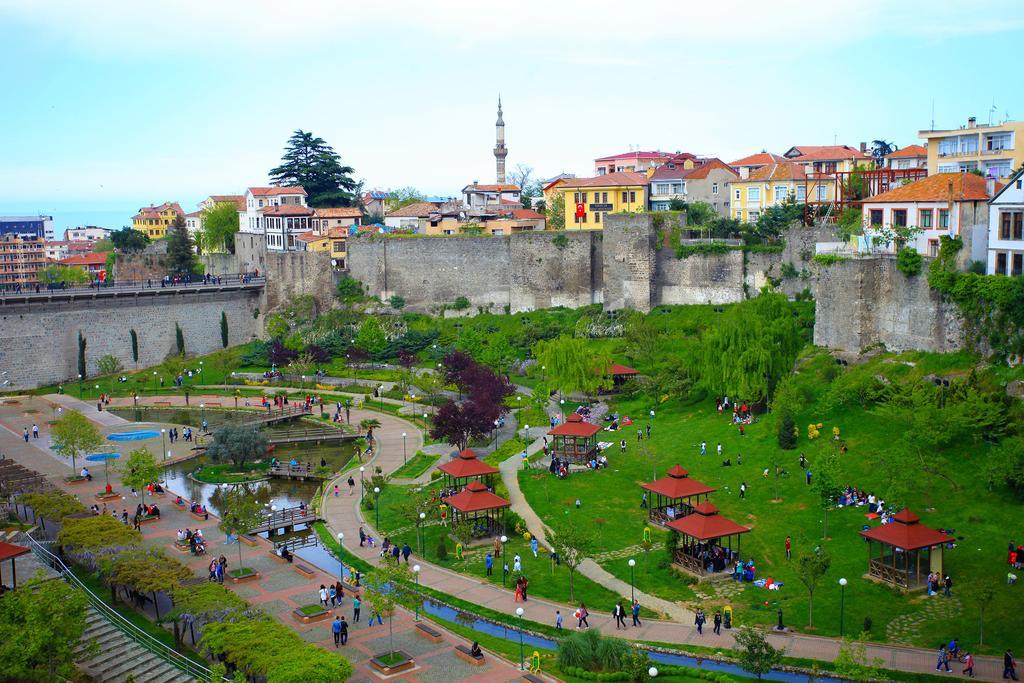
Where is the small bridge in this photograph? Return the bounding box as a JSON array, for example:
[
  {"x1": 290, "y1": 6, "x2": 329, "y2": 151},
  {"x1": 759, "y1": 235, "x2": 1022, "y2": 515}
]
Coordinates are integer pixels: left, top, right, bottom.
[
  {"x1": 239, "y1": 403, "x2": 312, "y2": 426},
  {"x1": 267, "y1": 463, "x2": 329, "y2": 481},
  {"x1": 267, "y1": 425, "x2": 355, "y2": 445},
  {"x1": 248, "y1": 505, "x2": 319, "y2": 535}
]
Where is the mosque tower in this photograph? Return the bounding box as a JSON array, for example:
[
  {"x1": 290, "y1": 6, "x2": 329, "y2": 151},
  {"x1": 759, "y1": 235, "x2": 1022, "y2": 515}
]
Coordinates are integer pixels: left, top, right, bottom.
[{"x1": 494, "y1": 97, "x2": 507, "y2": 183}]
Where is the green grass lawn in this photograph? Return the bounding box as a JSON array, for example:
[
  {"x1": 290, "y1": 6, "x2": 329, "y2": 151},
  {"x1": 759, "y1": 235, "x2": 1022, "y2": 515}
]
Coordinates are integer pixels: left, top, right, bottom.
[
  {"x1": 518, "y1": 349, "x2": 1024, "y2": 655},
  {"x1": 191, "y1": 461, "x2": 270, "y2": 484},
  {"x1": 297, "y1": 604, "x2": 326, "y2": 615},
  {"x1": 391, "y1": 452, "x2": 440, "y2": 480}
]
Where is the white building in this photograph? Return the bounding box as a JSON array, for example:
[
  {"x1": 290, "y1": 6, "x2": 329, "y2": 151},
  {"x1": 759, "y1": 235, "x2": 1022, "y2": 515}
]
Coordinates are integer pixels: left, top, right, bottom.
[
  {"x1": 239, "y1": 186, "x2": 309, "y2": 236},
  {"x1": 861, "y1": 172, "x2": 998, "y2": 262},
  {"x1": 63, "y1": 226, "x2": 111, "y2": 242},
  {"x1": 383, "y1": 201, "x2": 441, "y2": 231},
  {"x1": 987, "y1": 168, "x2": 1024, "y2": 276},
  {"x1": 461, "y1": 182, "x2": 520, "y2": 210},
  {"x1": 883, "y1": 145, "x2": 928, "y2": 170}
]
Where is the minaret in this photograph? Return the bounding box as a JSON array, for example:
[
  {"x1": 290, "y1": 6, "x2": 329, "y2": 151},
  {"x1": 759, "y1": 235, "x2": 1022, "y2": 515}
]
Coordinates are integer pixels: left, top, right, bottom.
[{"x1": 494, "y1": 96, "x2": 507, "y2": 184}]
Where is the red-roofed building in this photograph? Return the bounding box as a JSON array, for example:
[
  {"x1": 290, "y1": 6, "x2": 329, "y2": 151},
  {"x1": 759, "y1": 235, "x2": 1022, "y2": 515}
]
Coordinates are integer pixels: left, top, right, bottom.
[
  {"x1": 462, "y1": 182, "x2": 522, "y2": 210},
  {"x1": 312, "y1": 207, "x2": 363, "y2": 235},
  {"x1": 884, "y1": 145, "x2": 928, "y2": 170},
  {"x1": 859, "y1": 508, "x2": 953, "y2": 590},
  {"x1": 437, "y1": 449, "x2": 500, "y2": 489},
  {"x1": 729, "y1": 152, "x2": 786, "y2": 179},
  {"x1": 132, "y1": 202, "x2": 184, "y2": 239},
  {"x1": 441, "y1": 481, "x2": 510, "y2": 537},
  {"x1": 666, "y1": 501, "x2": 750, "y2": 576},
  {"x1": 641, "y1": 465, "x2": 716, "y2": 525},
  {"x1": 594, "y1": 151, "x2": 673, "y2": 176},
  {"x1": 783, "y1": 145, "x2": 874, "y2": 174},
  {"x1": 240, "y1": 186, "x2": 309, "y2": 251},
  {"x1": 649, "y1": 157, "x2": 739, "y2": 217},
  {"x1": 861, "y1": 173, "x2": 1000, "y2": 260},
  {"x1": 0, "y1": 539, "x2": 31, "y2": 588},
  {"x1": 547, "y1": 414, "x2": 601, "y2": 464},
  {"x1": 60, "y1": 251, "x2": 109, "y2": 276}
]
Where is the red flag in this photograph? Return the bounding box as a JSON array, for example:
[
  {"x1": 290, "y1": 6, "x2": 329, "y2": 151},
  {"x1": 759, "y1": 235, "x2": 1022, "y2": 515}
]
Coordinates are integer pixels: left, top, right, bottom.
[{"x1": 575, "y1": 202, "x2": 585, "y2": 218}]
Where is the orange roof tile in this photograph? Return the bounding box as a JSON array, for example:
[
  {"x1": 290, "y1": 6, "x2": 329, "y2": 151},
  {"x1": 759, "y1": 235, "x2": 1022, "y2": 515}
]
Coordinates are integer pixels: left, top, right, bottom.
[
  {"x1": 745, "y1": 161, "x2": 807, "y2": 182},
  {"x1": 60, "y1": 252, "x2": 109, "y2": 266},
  {"x1": 509, "y1": 208, "x2": 545, "y2": 220},
  {"x1": 729, "y1": 152, "x2": 784, "y2": 167},
  {"x1": 558, "y1": 172, "x2": 649, "y2": 188},
  {"x1": 595, "y1": 151, "x2": 671, "y2": 162},
  {"x1": 386, "y1": 201, "x2": 438, "y2": 218},
  {"x1": 327, "y1": 227, "x2": 351, "y2": 238},
  {"x1": 249, "y1": 186, "x2": 307, "y2": 197},
  {"x1": 865, "y1": 173, "x2": 1000, "y2": 203},
  {"x1": 859, "y1": 507, "x2": 953, "y2": 551},
  {"x1": 666, "y1": 502, "x2": 750, "y2": 541},
  {"x1": 785, "y1": 145, "x2": 873, "y2": 162},
  {"x1": 314, "y1": 207, "x2": 362, "y2": 219},
  {"x1": 208, "y1": 195, "x2": 246, "y2": 211},
  {"x1": 885, "y1": 144, "x2": 928, "y2": 158},
  {"x1": 651, "y1": 158, "x2": 739, "y2": 181},
  {"x1": 466, "y1": 183, "x2": 521, "y2": 192},
  {"x1": 295, "y1": 231, "x2": 325, "y2": 243}
]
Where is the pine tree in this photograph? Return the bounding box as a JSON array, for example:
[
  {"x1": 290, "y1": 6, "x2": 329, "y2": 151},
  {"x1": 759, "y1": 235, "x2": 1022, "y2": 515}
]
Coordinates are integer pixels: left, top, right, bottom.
[
  {"x1": 220, "y1": 312, "x2": 229, "y2": 348},
  {"x1": 130, "y1": 329, "x2": 139, "y2": 365},
  {"x1": 165, "y1": 216, "x2": 196, "y2": 278},
  {"x1": 777, "y1": 412, "x2": 797, "y2": 449},
  {"x1": 175, "y1": 323, "x2": 185, "y2": 356},
  {"x1": 268, "y1": 130, "x2": 358, "y2": 207},
  {"x1": 77, "y1": 332, "x2": 87, "y2": 379}
]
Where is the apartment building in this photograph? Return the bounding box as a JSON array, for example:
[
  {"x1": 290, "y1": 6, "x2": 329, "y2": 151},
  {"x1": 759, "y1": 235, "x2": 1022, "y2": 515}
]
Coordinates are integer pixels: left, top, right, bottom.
[
  {"x1": 987, "y1": 168, "x2": 1024, "y2": 276},
  {"x1": 0, "y1": 234, "x2": 46, "y2": 289},
  {"x1": 920, "y1": 116, "x2": 1024, "y2": 180}
]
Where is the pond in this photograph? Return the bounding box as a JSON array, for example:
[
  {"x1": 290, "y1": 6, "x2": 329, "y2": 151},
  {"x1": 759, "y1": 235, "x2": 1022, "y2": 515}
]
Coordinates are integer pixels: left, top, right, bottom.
[{"x1": 109, "y1": 407, "x2": 358, "y2": 518}]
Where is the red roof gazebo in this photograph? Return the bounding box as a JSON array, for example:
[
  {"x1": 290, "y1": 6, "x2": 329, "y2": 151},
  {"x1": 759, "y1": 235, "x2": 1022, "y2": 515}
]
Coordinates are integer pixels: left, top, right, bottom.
[
  {"x1": 606, "y1": 363, "x2": 638, "y2": 389},
  {"x1": 437, "y1": 449, "x2": 499, "y2": 489},
  {"x1": 641, "y1": 465, "x2": 716, "y2": 525},
  {"x1": 859, "y1": 508, "x2": 953, "y2": 590},
  {"x1": 0, "y1": 540, "x2": 31, "y2": 589},
  {"x1": 667, "y1": 502, "x2": 750, "y2": 576},
  {"x1": 547, "y1": 414, "x2": 601, "y2": 464},
  {"x1": 442, "y1": 481, "x2": 511, "y2": 538}
]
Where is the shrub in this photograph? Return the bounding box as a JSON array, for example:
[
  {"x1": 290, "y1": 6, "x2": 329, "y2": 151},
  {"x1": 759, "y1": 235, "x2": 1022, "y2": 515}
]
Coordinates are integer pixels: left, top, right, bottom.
[
  {"x1": 863, "y1": 616, "x2": 872, "y2": 632},
  {"x1": 777, "y1": 412, "x2": 797, "y2": 449},
  {"x1": 389, "y1": 295, "x2": 406, "y2": 309},
  {"x1": 896, "y1": 247, "x2": 923, "y2": 276},
  {"x1": 436, "y1": 539, "x2": 448, "y2": 560},
  {"x1": 812, "y1": 254, "x2": 849, "y2": 266},
  {"x1": 452, "y1": 296, "x2": 470, "y2": 310},
  {"x1": 552, "y1": 234, "x2": 569, "y2": 249},
  {"x1": 780, "y1": 262, "x2": 799, "y2": 278}
]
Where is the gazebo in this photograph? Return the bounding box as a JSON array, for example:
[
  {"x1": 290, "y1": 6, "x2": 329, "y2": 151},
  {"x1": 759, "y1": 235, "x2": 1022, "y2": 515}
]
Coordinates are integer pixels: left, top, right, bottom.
[
  {"x1": 437, "y1": 449, "x2": 499, "y2": 490},
  {"x1": 0, "y1": 540, "x2": 31, "y2": 589},
  {"x1": 641, "y1": 465, "x2": 716, "y2": 525},
  {"x1": 607, "y1": 363, "x2": 638, "y2": 389},
  {"x1": 667, "y1": 502, "x2": 750, "y2": 576},
  {"x1": 547, "y1": 414, "x2": 601, "y2": 464},
  {"x1": 859, "y1": 508, "x2": 953, "y2": 590},
  {"x1": 442, "y1": 481, "x2": 511, "y2": 539}
]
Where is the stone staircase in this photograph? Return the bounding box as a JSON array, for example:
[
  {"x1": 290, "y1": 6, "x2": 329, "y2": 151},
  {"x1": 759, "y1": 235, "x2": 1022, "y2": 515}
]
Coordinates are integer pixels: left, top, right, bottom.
[{"x1": 75, "y1": 607, "x2": 196, "y2": 683}]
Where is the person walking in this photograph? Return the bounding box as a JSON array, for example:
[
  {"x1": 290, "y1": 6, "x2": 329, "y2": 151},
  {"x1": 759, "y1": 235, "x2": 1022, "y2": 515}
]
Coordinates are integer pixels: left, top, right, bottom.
[
  {"x1": 359, "y1": 527, "x2": 366, "y2": 546},
  {"x1": 716, "y1": 442, "x2": 722, "y2": 457},
  {"x1": 333, "y1": 484, "x2": 339, "y2": 497},
  {"x1": 700, "y1": 441, "x2": 706, "y2": 456},
  {"x1": 614, "y1": 602, "x2": 626, "y2": 629},
  {"x1": 347, "y1": 476, "x2": 355, "y2": 495},
  {"x1": 329, "y1": 583, "x2": 337, "y2": 607},
  {"x1": 332, "y1": 616, "x2": 343, "y2": 647},
  {"x1": 531, "y1": 537, "x2": 538, "y2": 558},
  {"x1": 402, "y1": 543, "x2": 412, "y2": 563},
  {"x1": 936, "y1": 645, "x2": 951, "y2": 673},
  {"x1": 555, "y1": 610, "x2": 563, "y2": 630},
  {"x1": 806, "y1": 469, "x2": 813, "y2": 486},
  {"x1": 739, "y1": 482, "x2": 747, "y2": 499},
  {"x1": 23, "y1": 428, "x2": 29, "y2": 443},
  {"x1": 640, "y1": 492, "x2": 648, "y2": 509},
  {"x1": 32, "y1": 424, "x2": 39, "y2": 439},
  {"x1": 352, "y1": 596, "x2": 361, "y2": 623},
  {"x1": 216, "y1": 556, "x2": 226, "y2": 584},
  {"x1": 631, "y1": 600, "x2": 642, "y2": 627},
  {"x1": 513, "y1": 554, "x2": 522, "y2": 573},
  {"x1": 785, "y1": 536, "x2": 792, "y2": 560},
  {"x1": 713, "y1": 611, "x2": 722, "y2": 635},
  {"x1": 338, "y1": 615, "x2": 348, "y2": 645},
  {"x1": 962, "y1": 651, "x2": 974, "y2": 678},
  {"x1": 695, "y1": 609, "x2": 706, "y2": 635},
  {"x1": 576, "y1": 603, "x2": 590, "y2": 629},
  {"x1": 319, "y1": 584, "x2": 329, "y2": 608},
  {"x1": 335, "y1": 581, "x2": 344, "y2": 607},
  {"x1": 944, "y1": 574, "x2": 953, "y2": 597},
  {"x1": 1005, "y1": 649, "x2": 1019, "y2": 680}
]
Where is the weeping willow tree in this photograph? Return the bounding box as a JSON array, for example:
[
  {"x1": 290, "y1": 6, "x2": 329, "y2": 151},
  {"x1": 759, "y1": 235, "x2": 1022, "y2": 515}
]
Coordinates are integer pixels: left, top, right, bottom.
[
  {"x1": 691, "y1": 294, "x2": 805, "y2": 403},
  {"x1": 534, "y1": 335, "x2": 613, "y2": 400}
]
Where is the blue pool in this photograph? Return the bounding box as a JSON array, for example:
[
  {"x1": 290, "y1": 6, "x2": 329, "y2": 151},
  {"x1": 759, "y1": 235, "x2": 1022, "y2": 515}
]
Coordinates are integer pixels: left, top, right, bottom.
[{"x1": 107, "y1": 430, "x2": 161, "y2": 441}]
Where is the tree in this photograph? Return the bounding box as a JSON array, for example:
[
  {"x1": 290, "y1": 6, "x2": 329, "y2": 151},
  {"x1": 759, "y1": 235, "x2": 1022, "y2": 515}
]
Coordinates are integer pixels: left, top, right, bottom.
[
  {"x1": 174, "y1": 322, "x2": 185, "y2": 355},
  {"x1": 354, "y1": 317, "x2": 388, "y2": 358},
  {"x1": 269, "y1": 129, "x2": 359, "y2": 207},
  {"x1": 534, "y1": 335, "x2": 613, "y2": 399},
  {"x1": 870, "y1": 139, "x2": 897, "y2": 163},
  {"x1": 39, "y1": 264, "x2": 91, "y2": 285},
  {"x1": 732, "y1": 627, "x2": 782, "y2": 680},
  {"x1": 205, "y1": 424, "x2": 267, "y2": 468},
  {"x1": 110, "y1": 226, "x2": 150, "y2": 252},
  {"x1": 360, "y1": 417, "x2": 382, "y2": 444},
  {"x1": 166, "y1": 217, "x2": 198, "y2": 278},
  {"x1": 335, "y1": 274, "x2": 365, "y2": 303},
  {"x1": 548, "y1": 521, "x2": 595, "y2": 602},
  {"x1": 19, "y1": 490, "x2": 86, "y2": 531},
  {"x1": 683, "y1": 201, "x2": 717, "y2": 227},
  {"x1": 119, "y1": 448, "x2": 161, "y2": 507},
  {"x1": 220, "y1": 311, "x2": 229, "y2": 348},
  {"x1": 834, "y1": 633, "x2": 884, "y2": 682},
  {"x1": 58, "y1": 515, "x2": 141, "y2": 562},
  {"x1": 77, "y1": 331, "x2": 87, "y2": 379},
  {"x1": 199, "y1": 201, "x2": 240, "y2": 254},
  {"x1": 168, "y1": 583, "x2": 248, "y2": 646},
  {"x1": 130, "y1": 328, "x2": 139, "y2": 365},
  {"x1": 51, "y1": 409, "x2": 103, "y2": 472},
  {"x1": 815, "y1": 449, "x2": 844, "y2": 537},
  {"x1": 219, "y1": 487, "x2": 265, "y2": 574},
  {"x1": 974, "y1": 581, "x2": 996, "y2": 645},
  {"x1": 430, "y1": 399, "x2": 495, "y2": 451},
  {"x1": 97, "y1": 354, "x2": 123, "y2": 377},
  {"x1": 362, "y1": 561, "x2": 416, "y2": 659},
  {"x1": 795, "y1": 549, "x2": 831, "y2": 628},
  {"x1": 547, "y1": 192, "x2": 565, "y2": 230},
  {"x1": 0, "y1": 573, "x2": 92, "y2": 680},
  {"x1": 102, "y1": 547, "x2": 191, "y2": 619},
  {"x1": 777, "y1": 412, "x2": 797, "y2": 450},
  {"x1": 385, "y1": 187, "x2": 426, "y2": 212}
]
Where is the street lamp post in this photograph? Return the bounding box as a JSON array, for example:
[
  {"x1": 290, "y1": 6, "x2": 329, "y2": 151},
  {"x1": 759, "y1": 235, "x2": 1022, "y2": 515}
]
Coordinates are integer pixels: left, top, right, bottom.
[
  {"x1": 838, "y1": 577, "x2": 847, "y2": 636},
  {"x1": 78, "y1": 373, "x2": 83, "y2": 398},
  {"x1": 500, "y1": 535, "x2": 509, "y2": 587},
  {"x1": 337, "y1": 532, "x2": 345, "y2": 584},
  {"x1": 493, "y1": 419, "x2": 500, "y2": 449},
  {"x1": 559, "y1": 398, "x2": 565, "y2": 422},
  {"x1": 373, "y1": 486, "x2": 381, "y2": 529},
  {"x1": 151, "y1": 371, "x2": 157, "y2": 393},
  {"x1": 200, "y1": 403, "x2": 205, "y2": 429},
  {"x1": 359, "y1": 466, "x2": 366, "y2": 499},
  {"x1": 269, "y1": 504, "x2": 277, "y2": 537},
  {"x1": 94, "y1": 384, "x2": 99, "y2": 400},
  {"x1": 413, "y1": 564, "x2": 421, "y2": 621},
  {"x1": 161, "y1": 429, "x2": 167, "y2": 461},
  {"x1": 418, "y1": 512, "x2": 426, "y2": 555},
  {"x1": 648, "y1": 667, "x2": 658, "y2": 680},
  {"x1": 516, "y1": 607, "x2": 525, "y2": 670},
  {"x1": 401, "y1": 432, "x2": 407, "y2": 465},
  {"x1": 628, "y1": 558, "x2": 636, "y2": 603}
]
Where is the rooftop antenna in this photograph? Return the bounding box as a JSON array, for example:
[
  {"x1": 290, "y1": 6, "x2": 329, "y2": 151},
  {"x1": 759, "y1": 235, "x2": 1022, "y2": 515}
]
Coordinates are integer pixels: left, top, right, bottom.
[
  {"x1": 988, "y1": 98, "x2": 997, "y2": 126},
  {"x1": 931, "y1": 99, "x2": 935, "y2": 130}
]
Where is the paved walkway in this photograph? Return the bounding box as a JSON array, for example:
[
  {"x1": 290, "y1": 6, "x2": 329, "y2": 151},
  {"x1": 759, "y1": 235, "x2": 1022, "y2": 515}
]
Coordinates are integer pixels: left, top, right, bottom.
[
  {"x1": 5, "y1": 393, "x2": 1009, "y2": 681},
  {"x1": 0, "y1": 396, "x2": 525, "y2": 683}
]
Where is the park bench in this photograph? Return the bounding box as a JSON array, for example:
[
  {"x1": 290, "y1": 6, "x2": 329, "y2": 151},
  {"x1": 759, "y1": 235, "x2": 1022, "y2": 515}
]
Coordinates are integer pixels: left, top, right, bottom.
[
  {"x1": 293, "y1": 563, "x2": 316, "y2": 578},
  {"x1": 454, "y1": 644, "x2": 485, "y2": 666},
  {"x1": 522, "y1": 675, "x2": 546, "y2": 683},
  {"x1": 239, "y1": 533, "x2": 258, "y2": 547},
  {"x1": 269, "y1": 549, "x2": 291, "y2": 563},
  {"x1": 414, "y1": 622, "x2": 443, "y2": 643}
]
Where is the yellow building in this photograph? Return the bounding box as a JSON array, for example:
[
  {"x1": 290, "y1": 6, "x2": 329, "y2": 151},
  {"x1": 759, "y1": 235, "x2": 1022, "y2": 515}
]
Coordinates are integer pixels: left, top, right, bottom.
[
  {"x1": 132, "y1": 202, "x2": 184, "y2": 239},
  {"x1": 730, "y1": 160, "x2": 834, "y2": 223},
  {"x1": 919, "y1": 116, "x2": 1024, "y2": 181},
  {"x1": 555, "y1": 172, "x2": 648, "y2": 230},
  {"x1": 295, "y1": 231, "x2": 329, "y2": 252}
]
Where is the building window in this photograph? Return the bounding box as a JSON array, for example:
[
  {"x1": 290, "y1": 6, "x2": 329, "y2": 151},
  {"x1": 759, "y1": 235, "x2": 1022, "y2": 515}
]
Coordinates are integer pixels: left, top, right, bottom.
[
  {"x1": 1016, "y1": 212, "x2": 1024, "y2": 240},
  {"x1": 869, "y1": 209, "x2": 883, "y2": 225},
  {"x1": 594, "y1": 212, "x2": 601, "y2": 224},
  {"x1": 927, "y1": 239, "x2": 939, "y2": 257},
  {"x1": 713, "y1": 182, "x2": 719, "y2": 195},
  {"x1": 629, "y1": 191, "x2": 636, "y2": 203},
  {"x1": 747, "y1": 187, "x2": 761, "y2": 202},
  {"x1": 893, "y1": 209, "x2": 907, "y2": 227},
  {"x1": 1015, "y1": 253, "x2": 1024, "y2": 277},
  {"x1": 774, "y1": 185, "x2": 788, "y2": 202},
  {"x1": 1000, "y1": 211, "x2": 1012, "y2": 239},
  {"x1": 795, "y1": 185, "x2": 806, "y2": 201},
  {"x1": 938, "y1": 209, "x2": 950, "y2": 229},
  {"x1": 748, "y1": 211, "x2": 760, "y2": 222},
  {"x1": 919, "y1": 209, "x2": 933, "y2": 228},
  {"x1": 734, "y1": 189, "x2": 741, "y2": 201},
  {"x1": 816, "y1": 184, "x2": 828, "y2": 201},
  {"x1": 996, "y1": 252, "x2": 1008, "y2": 275},
  {"x1": 601, "y1": 192, "x2": 608, "y2": 203},
  {"x1": 985, "y1": 132, "x2": 1012, "y2": 151}
]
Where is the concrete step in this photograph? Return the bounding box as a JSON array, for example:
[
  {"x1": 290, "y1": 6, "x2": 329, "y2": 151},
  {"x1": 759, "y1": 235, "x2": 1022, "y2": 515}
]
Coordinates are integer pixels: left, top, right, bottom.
[
  {"x1": 75, "y1": 606, "x2": 197, "y2": 682},
  {"x1": 145, "y1": 662, "x2": 196, "y2": 683},
  {"x1": 98, "y1": 650, "x2": 163, "y2": 680}
]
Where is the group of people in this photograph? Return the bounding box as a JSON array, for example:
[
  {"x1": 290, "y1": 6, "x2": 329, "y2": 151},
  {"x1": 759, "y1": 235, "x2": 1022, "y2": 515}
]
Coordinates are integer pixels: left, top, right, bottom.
[
  {"x1": 175, "y1": 528, "x2": 207, "y2": 555},
  {"x1": 693, "y1": 608, "x2": 725, "y2": 635},
  {"x1": 378, "y1": 537, "x2": 413, "y2": 564},
  {"x1": 207, "y1": 556, "x2": 228, "y2": 583},
  {"x1": 610, "y1": 599, "x2": 643, "y2": 629},
  {"x1": 167, "y1": 427, "x2": 193, "y2": 443},
  {"x1": 189, "y1": 501, "x2": 210, "y2": 519}
]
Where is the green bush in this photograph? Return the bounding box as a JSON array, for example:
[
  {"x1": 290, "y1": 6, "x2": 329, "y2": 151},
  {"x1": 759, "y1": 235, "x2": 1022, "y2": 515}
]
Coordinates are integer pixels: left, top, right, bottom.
[
  {"x1": 812, "y1": 254, "x2": 849, "y2": 266},
  {"x1": 452, "y1": 296, "x2": 470, "y2": 310},
  {"x1": 896, "y1": 247, "x2": 923, "y2": 276},
  {"x1": 676, "y1": 241, "x2": 732, "y2": 259},
  {"x1": 552, "y1": 234, "x2": 569, "y2": 249},
  {"x1": 436, "y1": 539, "x2": 448, "y2": 560},
  {"x1": 780, "y1": 262, "x2": 799, "y2": 278}
]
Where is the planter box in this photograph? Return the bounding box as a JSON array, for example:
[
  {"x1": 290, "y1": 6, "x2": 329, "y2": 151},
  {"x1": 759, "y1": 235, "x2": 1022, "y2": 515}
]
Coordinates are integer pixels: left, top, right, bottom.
[
  {"x1": 94, "y1": 491, "x2": 121, "y2": 502},
  {"x1": 229, "y1": 569, "x2": 260, "y2": 584},
  {"x1": 172, "y1": 500, "x2": 188, "y2": 509},
  {"x1": 369, "y1": 651, "x2": 415, "y2": 677},
  {"x1": 293, "y1": 563, "x2": 316, "y2": 578},
  {"x1": 292, "y1": 606, "x2": 332, "y2": 624},
  {"x1": 138, "y1": 515, "x2": 160, "y2": 525},
  {"x1": 190, "y1": 511, "x2": 208, "y2": 521},
  {"x1": 240, "y1": 533, "x2": 259, "y2": 547},
  {"x1": 151, "y1": 491, "x2": 166, "y2": 498},
  {"x1": 173, "y1": 541, "x2": 191, "y2": 554},
  {"x1": 269, "y1": 550, "x2": 290, "y2": 563},
  {"x1": 64, "y1": 476, "x2": 88, "y2": 485}
]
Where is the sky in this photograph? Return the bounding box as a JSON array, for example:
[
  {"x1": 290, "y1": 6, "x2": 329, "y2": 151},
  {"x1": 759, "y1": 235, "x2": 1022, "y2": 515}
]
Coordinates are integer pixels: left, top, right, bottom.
[{"x1": 1, "y1": 0, "x2": 1022, "y2": 232}]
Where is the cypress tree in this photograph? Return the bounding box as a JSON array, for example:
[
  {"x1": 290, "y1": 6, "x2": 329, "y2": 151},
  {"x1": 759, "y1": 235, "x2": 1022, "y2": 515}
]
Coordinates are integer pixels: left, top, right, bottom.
[
  {"x1": 130, "y1": 329, "x2": 139, "y2": 365},
  {"x1": 175, "y1": 323, "x2": 184, "y2": 356},
  {"x1": 777, "y1": 412, "x2": 797, "y2": 450},
  {"x1": 220, "y1": 311, "x2": 229, "y2": 348},
  {"x1": 77, "y1": 332, "x2": 87, "y2": 378}
]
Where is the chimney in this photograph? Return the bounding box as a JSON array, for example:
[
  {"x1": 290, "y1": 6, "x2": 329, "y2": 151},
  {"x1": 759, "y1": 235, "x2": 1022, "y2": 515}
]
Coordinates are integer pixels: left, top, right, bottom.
[
  {"x1": 967, "y1": 116, "x2": 977, "y2": 128},
  {"x1": 859, "y1": 142, "x2": 867, "y2": 153},
  {"x1": 986, "y1": 178, "x2": 995, "y2": 197}
]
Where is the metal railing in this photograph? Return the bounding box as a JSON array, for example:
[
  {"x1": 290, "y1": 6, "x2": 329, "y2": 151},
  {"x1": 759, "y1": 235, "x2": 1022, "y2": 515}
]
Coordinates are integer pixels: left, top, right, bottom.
[
  {"x1": 23, "y1": 533, "x2": 218, "y2": 682},
  {"x1": 0, "y1": 273, "x2": 265, "y2": 297}
]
